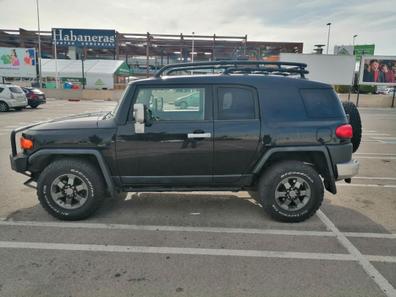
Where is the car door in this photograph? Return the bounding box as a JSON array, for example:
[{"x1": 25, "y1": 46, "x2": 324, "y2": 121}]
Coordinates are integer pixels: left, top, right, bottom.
[
  {"x1": 116, "y1": 85, "x2": 213, "y2": 186},
  {"x1": 213, "y1": 85, "x2": 261, "y2": 184}
]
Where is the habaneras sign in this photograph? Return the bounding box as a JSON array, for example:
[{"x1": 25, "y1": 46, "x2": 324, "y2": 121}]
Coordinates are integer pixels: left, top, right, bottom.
[{"x1": 52, "y1": 28, "x2": 116, "y2": 49}]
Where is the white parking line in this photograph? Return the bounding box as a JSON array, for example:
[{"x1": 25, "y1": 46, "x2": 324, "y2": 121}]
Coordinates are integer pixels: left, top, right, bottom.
[
  {"x1": 317, "y1": 210, "x2": 396, "y2": 297},
  {"x1": 355, "y1": 176, "x2": 396, "y2": 181},
  {"x1": 337, "y1": 183, "x2": 396, "y2": 188},
  {"x1": 0, "y1": 241, "x2": 396, "y2": 264},
  {"x1": 0, "y1": 240, "x2": 358, "y2": 261},
  {"x1": 355, "y1": 156, "x2": 396, "y2": 160},
  {"x1": 0, "y1": 220, "x2": 395, "y2": 239},
  {"x1": 0, "y1": 220, "x2": 335, "y2": 237},
  {"x1": 367, "y1": 255, "x2": 396, "y2": 264},
  {"x1": 355, "y1": 153, "x2": 396, "y2": 156}
]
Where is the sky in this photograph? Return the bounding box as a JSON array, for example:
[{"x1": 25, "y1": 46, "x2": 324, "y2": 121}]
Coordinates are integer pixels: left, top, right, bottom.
[{"x1": 1, "y1": 0, "x2": 395, "y2": 55}]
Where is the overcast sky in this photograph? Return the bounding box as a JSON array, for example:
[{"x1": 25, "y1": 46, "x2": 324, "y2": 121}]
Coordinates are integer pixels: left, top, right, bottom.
[{"x1": 1, "y1": 0, "x2": 395, "y2": 55}]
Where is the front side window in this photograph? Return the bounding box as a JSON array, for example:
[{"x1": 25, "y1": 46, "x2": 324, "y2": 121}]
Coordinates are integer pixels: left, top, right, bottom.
[
  {"x1": 135, "y1": 87, "x2": 205, "y2": 121},
  {"x1": 217, "y1": 87, "x2": 256, "y2": 120}
]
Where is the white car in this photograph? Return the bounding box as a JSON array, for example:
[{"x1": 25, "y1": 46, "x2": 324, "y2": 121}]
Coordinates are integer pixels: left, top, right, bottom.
[{"x1": 0, "y1": 84, "x2": 28, "y2": 112}]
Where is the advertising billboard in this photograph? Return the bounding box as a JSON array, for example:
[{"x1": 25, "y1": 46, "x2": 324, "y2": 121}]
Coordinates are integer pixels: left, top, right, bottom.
[
  {"x1": 334, "y1": 45, "x2": 354, "y2": 56},
  {"x1": 0, "y1": 47, "x2": 36, "y2": 78},
  {"x1": 280, "y1": 53, "x2": 356, "y2": 85},
  {"x1": 52, "y1": 28, "x2": 116, "y2": 49},
  {"x1": 358, "y1": 56, "x2": 396, "y2": 86}
]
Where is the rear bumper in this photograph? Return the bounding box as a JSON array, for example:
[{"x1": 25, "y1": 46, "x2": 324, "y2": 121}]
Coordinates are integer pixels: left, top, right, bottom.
[
  {"x1": 28, "y1": 99, "x2": 46, "y2": 105},
  {"x1": 336, "y1": 159, "x2": 359, "y2": 180}
]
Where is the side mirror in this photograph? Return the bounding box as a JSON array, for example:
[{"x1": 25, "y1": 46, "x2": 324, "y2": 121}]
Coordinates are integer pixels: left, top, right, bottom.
[{"x1": 133, "y1": 103, "x2": 145, "y2": 134}]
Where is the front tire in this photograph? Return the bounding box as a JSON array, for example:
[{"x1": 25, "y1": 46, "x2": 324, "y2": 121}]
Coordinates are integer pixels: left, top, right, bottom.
[
  {"x1": 256, "y1": 161, "x2": 324, "y2": 222},
  {"x1": 37, "y1": 159, "x2": 106, "y2": 220}
]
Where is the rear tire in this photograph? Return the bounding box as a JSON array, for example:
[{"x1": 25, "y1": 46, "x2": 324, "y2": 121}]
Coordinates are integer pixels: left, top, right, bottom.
[
  {"x1": 257, "y1": 161, "x2": 324, "y2": 222},
  {"x1": 342, "y1": 101, "x2": 362, "y2": 152},
  {"x1": 0, "y1": 102, "x2": 9, "y2": 112},
  {"x1": 37, "y1": 159, "x2": 106, "y2": 220}
]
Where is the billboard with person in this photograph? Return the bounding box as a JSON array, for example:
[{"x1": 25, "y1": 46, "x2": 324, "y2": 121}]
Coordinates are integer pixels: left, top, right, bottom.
[
  {"x1": 359, "y1": 56, "x2": 396, "y2": 86},
  {"x1": 0, "y1": 47, "x2": 36, "y2": 78}
]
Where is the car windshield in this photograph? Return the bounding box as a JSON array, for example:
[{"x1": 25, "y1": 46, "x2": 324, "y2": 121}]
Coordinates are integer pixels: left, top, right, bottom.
[{"x1": 105, "y1": 87, "x2": 129, "y2": 119}]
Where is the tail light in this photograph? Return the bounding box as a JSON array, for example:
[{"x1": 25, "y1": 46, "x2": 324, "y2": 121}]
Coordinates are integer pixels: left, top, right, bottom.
[
  {"x1": 20, "y1": 137, "x2": 33, "y2": 150},
  {"x1": 336, "y1": 124, "x2": 353, "y2": 139}
]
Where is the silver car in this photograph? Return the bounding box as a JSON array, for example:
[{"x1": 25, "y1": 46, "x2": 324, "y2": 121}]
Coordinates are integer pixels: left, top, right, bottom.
[{"x1": 0, "y1": 84, "x2": 28, "y2": 112}]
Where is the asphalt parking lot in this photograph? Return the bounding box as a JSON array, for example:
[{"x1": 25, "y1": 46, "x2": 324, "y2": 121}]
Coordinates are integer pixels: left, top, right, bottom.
[{"x1": 0, "y1": 100, "x2": 395, "y2": 297}]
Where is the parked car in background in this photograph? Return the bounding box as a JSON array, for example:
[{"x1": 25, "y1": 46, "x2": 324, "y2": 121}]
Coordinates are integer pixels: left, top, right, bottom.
[
  {"x1": 22, "y1": 87, "x2": 46, "y2": 108},
  {"x1": 174, "y1": 91, "x2": 201, "y2": 109},
  {"x1": 0, "y1": 84, "x2": 28, "y2": 112}
]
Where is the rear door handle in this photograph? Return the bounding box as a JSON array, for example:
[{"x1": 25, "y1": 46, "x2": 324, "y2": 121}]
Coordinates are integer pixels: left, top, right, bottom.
[{"x1": 187, "y1": 133, "x2": 211, "y2": 139}]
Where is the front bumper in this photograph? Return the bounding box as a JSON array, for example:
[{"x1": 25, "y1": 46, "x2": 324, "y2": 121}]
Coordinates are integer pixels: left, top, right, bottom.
[
  {"x1": 336, "y1": 159, "x2": 359, "y2": 180},
  {"x1": 10, "y1": 153, "x2": 28, "y2": 173}
]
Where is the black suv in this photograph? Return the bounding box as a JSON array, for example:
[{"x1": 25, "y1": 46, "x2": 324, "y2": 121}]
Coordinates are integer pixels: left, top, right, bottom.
[{"x1": 10, "y1": 61, "x2": 361, "y2": 222}]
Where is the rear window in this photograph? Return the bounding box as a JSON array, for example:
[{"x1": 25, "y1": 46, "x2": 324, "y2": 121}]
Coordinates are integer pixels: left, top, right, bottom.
[
  {"x1": 9, "y1": 87, "x2": 24, "y2": 94},
  {"x1": 32, "y1": 89, "x2": 43, "y2": 94},
  {"x1": 300, "y1": 88, "x2": 344, "y2": 118},
  {"x1": 217, "y1": 87, "x2": 256, "y2": 120}
]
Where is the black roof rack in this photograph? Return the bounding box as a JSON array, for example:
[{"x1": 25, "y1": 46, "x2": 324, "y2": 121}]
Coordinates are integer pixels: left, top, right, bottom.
[{"x1": 155, "y1": 60, "x2": 308, "y2": 78}]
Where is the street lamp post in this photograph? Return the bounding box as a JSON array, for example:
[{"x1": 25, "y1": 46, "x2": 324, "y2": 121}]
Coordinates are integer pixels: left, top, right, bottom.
[
  {"x1": 326, "y1": 23, "x2": 331, "y2": 55},
  {"x1": 36, "y1": 0, "x2": 42, "y2": 87},
  {"x1": 353, "y1": 34, "x2": 358, "y2": 47},
  {"x1": 191, "y1": 32, "x2": 195, "y2": 63},
  {"x1": 326, "y1": 22, "x2": 332, "y2": 54}
]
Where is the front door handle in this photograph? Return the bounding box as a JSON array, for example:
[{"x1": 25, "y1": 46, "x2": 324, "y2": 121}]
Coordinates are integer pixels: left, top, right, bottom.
[{"x1": 187, "y1": 132, "x2": 211, "y2": 139}]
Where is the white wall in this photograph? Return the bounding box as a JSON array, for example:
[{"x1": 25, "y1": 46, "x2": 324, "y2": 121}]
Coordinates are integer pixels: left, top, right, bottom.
[{"x1": 280, "y1": 53, "x2": 356, "y2": 85}]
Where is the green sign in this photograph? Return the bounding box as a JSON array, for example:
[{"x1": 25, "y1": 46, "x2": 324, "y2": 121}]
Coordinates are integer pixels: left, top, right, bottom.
[
  {"x1": 115, "y1": 62, "x2": 130, "y2": 76},
  {"x1": 354, "y1": 44, "x2": 375, "y2": 61}
]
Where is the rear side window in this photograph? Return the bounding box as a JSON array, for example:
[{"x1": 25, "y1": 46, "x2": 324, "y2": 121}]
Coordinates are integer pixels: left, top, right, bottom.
[
  {"x1": 217, "y1": 87, "x2": 256, "y2": 120},
  {"x1": 300, "y1": 88, "x2": 344, "y2": 118},
  {"x1": 9, "y1": 87, "x2": 23, "y2": 94},
  {"x1": 0, "y1": 87, "x2": 4, "y2": 93}
]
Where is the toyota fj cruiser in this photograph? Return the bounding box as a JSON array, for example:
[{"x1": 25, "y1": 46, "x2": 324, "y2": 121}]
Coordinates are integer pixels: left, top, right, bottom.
[{"x1": 10, "y1": 61, "x2": 361, "y2": 222}]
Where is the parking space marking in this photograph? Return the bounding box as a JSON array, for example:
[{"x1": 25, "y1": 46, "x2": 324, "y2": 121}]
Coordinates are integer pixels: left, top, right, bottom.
[
  {"x1": 317, "y1": 210, "x2": 396, "y2": 297},
  {"x1": 346, "y1": 232, "x2": 396, "y2": 239},
  {"x1": 1, "y1": 240, "x2": 396, "y2": 264},
  {"x1": 1, "y1": 220, "x2": 395, "y2": 239},
  {"x1": 0, "y1": 240, "x2": 358, "y2": 261},
  {"x1": 0, "y1": 220, "x2": 335, "y2": 237},
  {"x1": 355, "y1": 176, "x2": 396, "y2": 181},
  {"x1": 355, "y1": 153, "x2": 396, "y2": 156},
  {"x1": 367, "y1": 256, "x2": 396, "y2": 264},
  {"x1": 355, "y1": 156, "x2": 396, "y2": 160},
  {"x1": 337, "y1": 183, "x2": 396, "y2": 188}
]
